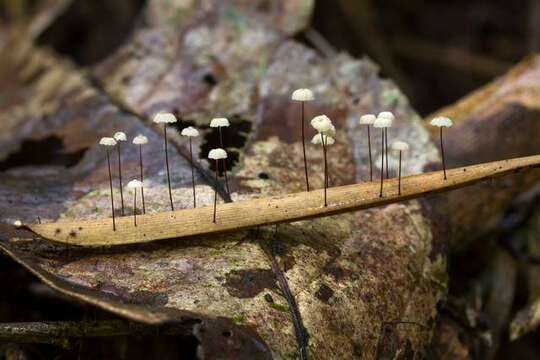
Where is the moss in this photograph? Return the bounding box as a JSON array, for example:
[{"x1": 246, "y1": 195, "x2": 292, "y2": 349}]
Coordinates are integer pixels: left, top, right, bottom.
[{"x1": 270, "y1": 302, "x2": 289, "y2": 312}]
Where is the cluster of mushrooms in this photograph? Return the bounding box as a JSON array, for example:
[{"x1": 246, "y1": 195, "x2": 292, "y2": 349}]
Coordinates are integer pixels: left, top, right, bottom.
[{"x1": 98, "y1": 88, "x2": 454, "y2": 229}]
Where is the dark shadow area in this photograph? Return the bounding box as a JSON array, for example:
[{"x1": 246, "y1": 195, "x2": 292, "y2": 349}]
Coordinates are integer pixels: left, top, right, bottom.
[
  {"x1": 36, "y1": 0, "x2": 147, "y2": 66},
  {"x1": 0, "y1": 136, "x2": 88, "y2": 171}
]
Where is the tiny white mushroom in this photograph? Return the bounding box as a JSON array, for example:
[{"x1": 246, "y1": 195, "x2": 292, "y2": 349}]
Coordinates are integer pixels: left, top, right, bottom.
[
  {"x1": 391, "y1": 141, "x2": 409, "y2": 195},
  {"x1": 378, "y1": 111, "x2": 395, "y2": 123},
  {"x1": 99, "y1": 137, "x2": 117, "y2": 230},
  {"x1": 153, "y1": 113, "x2": 176, "y2": 210},
  {"x1": 210, "y1": 118, "x2": 230, "y2": 128},
  {"x1": 13, "y1": 220, "x2": 22, "y2": 228},
  {"x1": 291, "y1": 88, "x2": 314, "y2": 102},
  {"x1": 127, "y1": 180, "x2": 143, "y2": 227},
  {"x1": 132, "y1": 135, "x2": 148, "y2": 213},
  {"x1": 132, "y1": 135, "x2": 148, "y2": 145},
  {"x1": 182, "y1": 126, "x2": 200, "y2": 207},
  {"x1": 311, "y1": 134, "x2": 335, "y2": 146},
  {"x1": 359, "y1": 114, "x2": 376, "y2": 181},
  {"x1": 311, "y1": 133, "x2": 335, "y2": 207},
  {"x1": 113, "y1": 132, "x2": 127, "y2": 142},
  {"x1": 208, "y1": 148, "x2": 228, "y2": 223},
  {"x1": 375, "y1": 113, "x2": 393, "y2": 180},
  {"x1": 310, "y1": 115, "x2": 333, "y2": 133},
  {"x1": 430, "y1": 116, "x2": 453, "y2": 180}
]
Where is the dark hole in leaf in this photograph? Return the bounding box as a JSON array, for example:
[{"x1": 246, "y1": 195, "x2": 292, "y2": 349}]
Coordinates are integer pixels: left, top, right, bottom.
[
  {"x1": 200, "y1": 116, "x2": 252, "y2": 175},
  {"x1": 0, "y1": 136, "x2": 88, "y2": 171},
  {"x1": 258, "y1": 172, "x2": 270, "y2": 180},
  {"x1": 36, "y1": 0, "x2": 147, "y2": 66},
  {"x1": 202, "y1": 73, "x2": 218, "y2": 87}
]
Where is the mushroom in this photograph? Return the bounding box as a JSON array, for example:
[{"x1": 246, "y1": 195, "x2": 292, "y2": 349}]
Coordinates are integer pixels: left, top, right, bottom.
[
  {"x1": 153, "y1": 112, "x2": 177, "y2": 211},
  {"x1": 373, "y1": 116, "x2": 392, "y2": 197},
  {"x1": 430, "y1": 116, "x2": 453, "y2": 180},
  {"x1": 391, "y1": 140, "x2": 410, "y2": 195},
  {"x1": 311, "y1": 133, "x2": 335, "y2": 207},
  {"x1": 127, "y1": 179, "x2": 143, "y2": 227},
  {"x1": 113, "y1": 131, "x2": 127, "y2": 215},
  {"x1": 208, "y1": 148, "x2": 228, "y2": 223},
  {"x1": 132, "y1": 135, "x2": 148, "y2": 214},
  {"x1": 181, "y1": 126, "x2": 200, "y2": 208},
  {"x1": 377, "y1": 112, "x2": 395, "y2": 179},
  {"x1": 359, "y1": 114, "x2": 376, "y2": 181},
  {"x1": 99, "y1": 137, "x2": 117, "y2": 230},
  {"x1": 292, "y1": 88, "x2": 315, "y2": 191},
  {"x1": 210, "y1": 117, "x2": 231, "y2": 195}
]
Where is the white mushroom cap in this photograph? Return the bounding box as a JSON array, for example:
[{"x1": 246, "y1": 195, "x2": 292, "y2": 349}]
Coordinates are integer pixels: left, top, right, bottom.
[
  {"x1": 311, "y1": 134, "x2": 335, "y2": 146},
  {"x1": 208, "y1": 148, "x2": 227, "y2": 160},
  {"x1": 291, "y1": 88, "x2": 314, "y2": 102},
  {"x1": 181, "y1": 126, "x2": 200, "y2": 137},
  {"x1": 113, "y1": 132, "x2": 127, "y2": 141},
  {"x1": 373, "y1": 116, "x2": 392, "y2": 128},
  {"x1": 310, "y1": 115, "x2": 333, "y2": 133},
  {"x1": 359, "y1": 114, "x2": 376, "y2": 125},
  {"x1": 153, "y1": 112, "x2": 177, "y2": 124},
  {"x1": 378, "y1": 111, "x2": 395, "y2": 121},
  {"x1": 13, "y1": 220, "x2": 22, "y2": 228},
  {"x1": 132, "y1": 135, "x2": 148, "y2": 145},
  {"x1": 210, "y1": 118, "x2": 230, "y2": 128},
  {"x1": 99, "y1": 137, "x2": 117, "y2": 146},
  {"x1": 127, "y1": 179, "x2": 143, "y2": 189},
  {"x1": 323, "y1": 124, "x2": 336, "y2": 137},
  {"x1": 430, "y1": 116, "x2": 453, "y2": 128},
  {"x1": 391, "y1": 140, "x2": 410, "y2": 152}
]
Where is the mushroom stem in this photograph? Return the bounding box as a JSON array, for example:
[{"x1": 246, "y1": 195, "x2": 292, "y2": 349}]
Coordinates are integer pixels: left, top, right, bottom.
[
  {"x1": 213, "y1": 159, "x2": 219, "y2": 223},
  {"x1": 106, "y1": 149, "x2": 116, "y2": 231},
  {"x1": 189, "y1": 137, "x2": 196, "y2": 208},
  {"x1": 398, "y1": 150, "x2": 402, "y2": 195},
  {"x1": 302, "y1": 102, "x2": 310, "y2": 192},
  {"x1": 218, "y1": 127, "x2": 230, "y2": 195},
  {"x1": 321, "y1": 133, "x2": 328, "y2": 207},
  {"x1": 384, "y1": 128, "x2": 389, "y2": 179},
  {"x1": 116, "y1": 142, "x2": 125, "y2": 216},
  {"x1": 440, "y1": 127, "x2": 447, "y2": 180},
  {"x1": 138, "y1": 144, "x2": 146, "y2": 214},
  {"x1": 164, "y1": 124, "x2": 174, "y2": 211},
  {"x1": 367, "y1": 125, "x2": 373, "y2": 181},
  {"x1": 133, "y1": 189, "x2": 137, "y2": 227},
  {"x1": 379, "y1": 129, "x2": 384, "y2": 197}
]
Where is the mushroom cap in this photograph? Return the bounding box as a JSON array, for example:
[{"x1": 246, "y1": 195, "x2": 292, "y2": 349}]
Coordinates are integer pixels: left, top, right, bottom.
[
  {"x1": 373, "y1": 116, "x2": 392, "y2": 128},
  {"x1": 391, "y1": 140, "x2": 410, "y2": 152},
  {"x1": 99, "y1": 137, "x2": 117, "y2": 146},
  {"x1": 323, "y1": 124, "x2": 336, "y2": 137},
  {"x1": 430, "y1": 116, "x2": 453, "y2": 128},
  {"x1": 210, "y1": 118, "x2": 230, "y2": 128},
  {"x1": 153, "y1": 112, "x2": 177, "y2": 124},
  {"x1": 13, "y1": 220, "x2": 22, "y2": 228},
  {"x1": 311, "y1": 134, "x2": 335, "y2": 146},
  {"x1": 359, "y1": 114, "x2": 376, "y2": 125},
  {"x1": 127, "y1": 179, "x2": 143, "y2": 189},
  {"x1": 291, "y1": 88, "x2": 314, "y2": 101},
  {"x1": 310, "y1": 115, "x2": 333, "y2": 133},
  {"x1": 378, "y1": 111, "x2": 395, "y2": 122},
  {"x1": 181, "y1": 126, "x2": 200, "y2": 137},
  {"x1": 113, "y1": 131, "x2": 127, "y2": 141},
  {"x1": 208, "y1": 148, "x2": 227, "y2": 160},
  {"x1": 132, "y1": 134, "x2": 149, "y2": 145}
]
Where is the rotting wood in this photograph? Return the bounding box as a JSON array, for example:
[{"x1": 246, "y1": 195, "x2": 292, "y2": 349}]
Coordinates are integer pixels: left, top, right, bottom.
[{"x1": 24, "y1": 154, "x2": 540, "y2": 247}]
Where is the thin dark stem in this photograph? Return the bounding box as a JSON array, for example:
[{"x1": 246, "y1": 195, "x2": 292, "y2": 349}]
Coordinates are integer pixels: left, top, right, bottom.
[
  {"x1": 321, "y1": 133, "x2": 327, "y2": 207},
  {"x1": 139, "y1": 145, "x2": 145, "y2": 214},
  {"x1": 106, "y1": 150, "x2": 116, "y2": 231},
  {"x1": 213, "y1": 160, "x2": 218, "y2": 223},
  {"x1": 379, "y1": 130, "x2": 384, "y2": 197},
  {"x1": 398, "y1": 151, "x2": 402, "y2": 195},
  {"x1": 189, "y1": 138, "x2": 196, "y2": 208},
  {"x1": 367, "y1": 125, "x2": 373, "y2": 181},
  {"x1": 164, "y1": 124, "x2": 174, "y2": 211},
  {"x1": 384, "y1": 128, "x2": 389, "y2": 179},
  {"x1": 218, "y1": 127, "x2": 230, "y2": 195},
  {"x1": 117, "y1": 143, "x2": 124, "y2": 216},
  {"x1": 440, "y1": 127, "x2": 447, "y2": 180},
  {"x1": 302, "y1": 102, "x2": 310, "y2": 192},
  {"x1": 133, "y1": 189, "x2": 137, "y2": 227}
]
